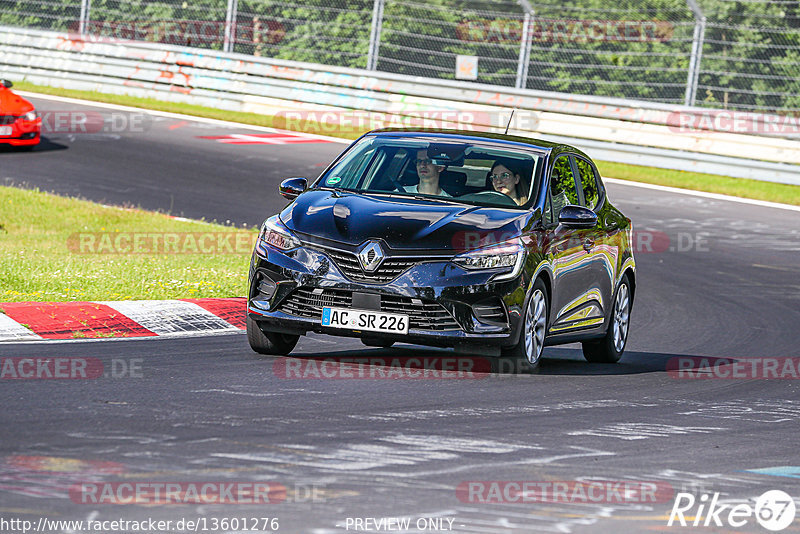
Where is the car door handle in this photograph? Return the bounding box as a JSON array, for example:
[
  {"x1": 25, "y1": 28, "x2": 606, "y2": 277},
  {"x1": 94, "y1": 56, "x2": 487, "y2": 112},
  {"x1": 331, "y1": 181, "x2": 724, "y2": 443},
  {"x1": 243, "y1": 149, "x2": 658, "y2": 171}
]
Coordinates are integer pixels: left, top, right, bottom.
[{"x1": 583, "y1": 239, "x2": 594, "y2": 251}]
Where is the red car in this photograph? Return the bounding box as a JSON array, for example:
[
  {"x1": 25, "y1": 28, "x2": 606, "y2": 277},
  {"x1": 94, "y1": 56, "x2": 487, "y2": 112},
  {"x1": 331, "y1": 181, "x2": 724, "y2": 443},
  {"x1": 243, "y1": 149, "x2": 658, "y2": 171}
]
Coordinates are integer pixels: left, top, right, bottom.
[{"x1": 0, "y1": 80, "x2": 41, "y2": 149}]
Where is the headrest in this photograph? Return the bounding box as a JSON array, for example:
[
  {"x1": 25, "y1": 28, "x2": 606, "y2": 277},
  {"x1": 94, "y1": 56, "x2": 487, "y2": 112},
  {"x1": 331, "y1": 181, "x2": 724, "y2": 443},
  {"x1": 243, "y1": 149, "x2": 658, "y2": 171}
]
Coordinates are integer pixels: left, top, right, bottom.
[{"x1": 439, "y1": 170, "x2": 467, "y2": 195}]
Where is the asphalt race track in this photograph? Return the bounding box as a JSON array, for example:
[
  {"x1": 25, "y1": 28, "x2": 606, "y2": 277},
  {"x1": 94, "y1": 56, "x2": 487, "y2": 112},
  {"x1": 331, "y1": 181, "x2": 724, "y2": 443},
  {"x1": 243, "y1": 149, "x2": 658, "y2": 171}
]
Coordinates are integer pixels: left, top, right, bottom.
[{"x1": 1, "y1": 96, "x2": 799, "y2": 533}]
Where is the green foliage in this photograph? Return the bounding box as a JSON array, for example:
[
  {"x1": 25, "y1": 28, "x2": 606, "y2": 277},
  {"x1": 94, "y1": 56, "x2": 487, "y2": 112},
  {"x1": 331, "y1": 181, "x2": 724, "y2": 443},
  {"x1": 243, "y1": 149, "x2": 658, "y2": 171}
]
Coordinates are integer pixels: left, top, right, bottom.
[{"x1": 2, "y1": 0, "x2": 799, "y2": 111}]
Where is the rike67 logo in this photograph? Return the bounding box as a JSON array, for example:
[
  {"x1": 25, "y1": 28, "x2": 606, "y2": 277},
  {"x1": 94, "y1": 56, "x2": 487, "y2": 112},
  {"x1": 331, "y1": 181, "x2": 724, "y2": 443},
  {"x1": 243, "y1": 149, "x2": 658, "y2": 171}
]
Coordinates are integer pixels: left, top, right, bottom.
[{"x1": 668, "y1": 490, "x2": 796, "y2": 531}]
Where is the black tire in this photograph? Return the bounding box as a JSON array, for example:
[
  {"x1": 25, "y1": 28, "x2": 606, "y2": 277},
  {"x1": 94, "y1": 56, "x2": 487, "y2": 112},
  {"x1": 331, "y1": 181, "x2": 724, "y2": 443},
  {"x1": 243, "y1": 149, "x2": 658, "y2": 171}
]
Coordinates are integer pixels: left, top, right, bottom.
[
  {"x1": 246, "y1": 315, "x2": 299, "y2": 355},
  {"x1": 501, "y1": 277, "x2": 548, "y2": 373},
  {"x1": 582, "y1": 274, "x2": 632, "y2": 363},
  {"x1": 361, "y1": 338, "x2": 394, "y2": 348}
]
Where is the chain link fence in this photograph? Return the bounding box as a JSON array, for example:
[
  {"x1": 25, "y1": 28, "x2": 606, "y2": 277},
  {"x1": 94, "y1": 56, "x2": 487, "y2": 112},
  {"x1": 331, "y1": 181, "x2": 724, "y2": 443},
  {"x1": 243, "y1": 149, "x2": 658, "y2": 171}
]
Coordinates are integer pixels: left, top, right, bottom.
[{"x1": 2, "y1": 0, "x2": 799, "y2": 113}]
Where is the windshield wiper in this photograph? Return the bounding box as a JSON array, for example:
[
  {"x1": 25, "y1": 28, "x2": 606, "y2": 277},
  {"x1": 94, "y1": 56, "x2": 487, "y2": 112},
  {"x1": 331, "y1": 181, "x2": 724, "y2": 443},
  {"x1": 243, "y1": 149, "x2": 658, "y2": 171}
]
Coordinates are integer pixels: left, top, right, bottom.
[{"x1": 412, "y1": 195, "x2": 462, "y2": 205}]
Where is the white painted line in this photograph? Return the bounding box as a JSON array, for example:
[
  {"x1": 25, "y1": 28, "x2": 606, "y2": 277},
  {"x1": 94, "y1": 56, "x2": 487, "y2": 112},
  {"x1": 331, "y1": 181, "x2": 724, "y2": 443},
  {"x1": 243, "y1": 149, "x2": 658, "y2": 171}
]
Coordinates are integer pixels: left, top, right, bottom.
[
  {"x1": 604, "y1": 177, "x2": 800, "y2": 212},
  {"x1": 0, "y1": 329, "x2": 243, "y2": 345},
  {"x1": 0, "y1": 313, "x2": 43, "y2": 341},
  {"x1": 95, "y1": 300, "x2": 238, "y2": 335},
  {"x1": 16, "y1": 91, "x2": 352, "y2": 144}
]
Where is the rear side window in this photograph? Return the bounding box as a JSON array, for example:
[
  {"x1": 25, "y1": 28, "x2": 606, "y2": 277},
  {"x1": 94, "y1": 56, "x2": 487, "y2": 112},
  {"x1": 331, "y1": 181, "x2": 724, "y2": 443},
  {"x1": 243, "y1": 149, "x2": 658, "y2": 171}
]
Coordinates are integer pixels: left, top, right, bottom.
[
  {"x1": 548, "y1": 156, "x2": 579, "y2": 222},
  {"x1": 575, "y1": 157, "x2": 600, "y2": 210}
]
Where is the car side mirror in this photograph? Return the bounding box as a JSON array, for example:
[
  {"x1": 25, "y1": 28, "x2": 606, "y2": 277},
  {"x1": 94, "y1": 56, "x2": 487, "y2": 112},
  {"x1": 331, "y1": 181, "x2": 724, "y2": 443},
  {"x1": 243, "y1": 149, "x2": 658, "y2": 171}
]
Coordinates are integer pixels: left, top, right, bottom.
[
  {"x1": 279, "y1": 177, "x2": 308, "y2": 200},
  {"x1": 1, "y1": 80, "x2": 12, "y2": 89},
  {"x1": 558, "y1": 205, "x2": 597, "y2": 228}
]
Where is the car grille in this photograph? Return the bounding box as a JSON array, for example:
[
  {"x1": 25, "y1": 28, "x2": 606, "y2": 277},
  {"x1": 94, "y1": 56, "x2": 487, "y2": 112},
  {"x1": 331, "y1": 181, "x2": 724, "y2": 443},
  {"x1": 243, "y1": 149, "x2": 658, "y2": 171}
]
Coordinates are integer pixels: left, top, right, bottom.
[
  {"x1": 278, "y1": 287, "x2": 461, "y2": 331},
  {"x1": 309, "y1": 245, "x2": 425, "y2": 283},
  {"x1": 0, "y1": 115, "x2": 17, "y2": 125}
]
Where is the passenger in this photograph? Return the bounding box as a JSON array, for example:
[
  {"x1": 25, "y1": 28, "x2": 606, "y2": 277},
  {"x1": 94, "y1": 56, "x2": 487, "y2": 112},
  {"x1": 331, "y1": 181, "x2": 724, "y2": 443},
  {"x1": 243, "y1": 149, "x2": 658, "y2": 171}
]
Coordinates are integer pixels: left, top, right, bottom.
[{"x1": 488, "y1": 159, "x2": 528, "y2": 205}]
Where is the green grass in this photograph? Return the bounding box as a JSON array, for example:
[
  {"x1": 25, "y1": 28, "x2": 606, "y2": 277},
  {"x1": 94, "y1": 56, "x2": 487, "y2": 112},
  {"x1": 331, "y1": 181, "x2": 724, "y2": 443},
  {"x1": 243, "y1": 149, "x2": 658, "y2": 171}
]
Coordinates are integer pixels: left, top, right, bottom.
[
  {"x1": 0, "y1": 186, "x2": 256, "y2": 302},
  {"x1": 17, "y1": 80, "x2": 800, "y2": 206},
  {"x1": 595, "y1": 160, "x2": 800, "y2": 206}
]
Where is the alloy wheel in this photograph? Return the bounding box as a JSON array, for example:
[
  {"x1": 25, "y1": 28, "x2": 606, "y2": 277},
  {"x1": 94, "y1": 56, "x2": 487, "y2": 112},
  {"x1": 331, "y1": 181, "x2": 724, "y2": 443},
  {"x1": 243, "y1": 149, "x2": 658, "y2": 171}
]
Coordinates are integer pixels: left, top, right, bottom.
[
  {"x1": 612, "y1": 283, "x2": 630, "y2": 352},
  {"x1": 524, "y1": 289, "x2": 547, "y2": 364}
]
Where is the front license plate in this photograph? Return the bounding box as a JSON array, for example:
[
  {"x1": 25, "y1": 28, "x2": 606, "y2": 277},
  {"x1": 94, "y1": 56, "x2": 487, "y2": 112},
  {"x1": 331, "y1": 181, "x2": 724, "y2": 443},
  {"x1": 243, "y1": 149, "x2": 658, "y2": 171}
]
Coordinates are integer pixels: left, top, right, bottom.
[
  {"x1": 321, "y1": 307, "x2": 409, "y2": 334},
  {"x1": 0, "y1": 126, "x2": 12, "y2": 136}
]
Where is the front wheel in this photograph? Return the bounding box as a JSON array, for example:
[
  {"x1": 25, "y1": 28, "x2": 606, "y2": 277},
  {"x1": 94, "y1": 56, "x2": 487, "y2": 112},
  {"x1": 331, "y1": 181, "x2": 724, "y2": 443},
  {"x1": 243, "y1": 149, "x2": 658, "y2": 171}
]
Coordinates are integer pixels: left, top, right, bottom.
[
  {"x1": 502, "y1": 278, "x2": 548, "y2": 373},
  {"x1": 582, "y1": 275, "x2": 631, "y2": 363},
  {"x1": 246, "y1": 315, "x2": 299, "y2": 355}
]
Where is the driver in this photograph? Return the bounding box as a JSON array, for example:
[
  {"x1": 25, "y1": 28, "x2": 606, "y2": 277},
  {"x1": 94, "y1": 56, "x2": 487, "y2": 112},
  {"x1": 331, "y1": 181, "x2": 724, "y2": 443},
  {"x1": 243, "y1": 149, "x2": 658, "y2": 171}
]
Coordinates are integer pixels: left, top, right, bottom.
[
  {"x1": 405, "y1": 149, "x2": 451, "y2": 196},
  {"x1": 488, "y1": 159, "x2": 528, "y2": 205}
]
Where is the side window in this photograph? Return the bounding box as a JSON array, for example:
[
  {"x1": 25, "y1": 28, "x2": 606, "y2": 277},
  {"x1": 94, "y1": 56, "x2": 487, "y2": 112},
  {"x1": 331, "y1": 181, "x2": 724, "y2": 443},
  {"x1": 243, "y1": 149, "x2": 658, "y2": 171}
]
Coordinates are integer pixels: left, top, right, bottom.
[
  {"x1": 575, "y1": 157, "x2": 600, "y2": 210},
  {"x1": 549, "y1": 156, "x2": 579, "y2": 220}
]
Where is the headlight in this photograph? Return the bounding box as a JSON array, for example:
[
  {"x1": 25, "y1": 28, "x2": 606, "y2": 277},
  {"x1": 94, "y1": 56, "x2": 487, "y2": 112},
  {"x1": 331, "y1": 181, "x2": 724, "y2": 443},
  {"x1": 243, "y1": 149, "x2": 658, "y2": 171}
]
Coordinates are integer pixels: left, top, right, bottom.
[
  {"x1": 256, "y1": 215, "x2": 301, "y2": 253},
  {"x1": 452, "y1": 238, "x2": 525, "y2": 281},
  {"x1": 22, "y1": 110, "x2": 38, "y2": 121}
]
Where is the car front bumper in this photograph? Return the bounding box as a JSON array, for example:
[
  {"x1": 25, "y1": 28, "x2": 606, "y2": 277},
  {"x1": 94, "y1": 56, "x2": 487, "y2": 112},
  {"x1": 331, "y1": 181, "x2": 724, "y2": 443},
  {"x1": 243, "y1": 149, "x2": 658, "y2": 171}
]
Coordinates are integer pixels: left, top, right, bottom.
[
  {"x1": 0, "y1": 119, "x2": 41, "y2": 146},
  {"x1": 247, "y1": 244, "x2": 529, "y2": 351}
]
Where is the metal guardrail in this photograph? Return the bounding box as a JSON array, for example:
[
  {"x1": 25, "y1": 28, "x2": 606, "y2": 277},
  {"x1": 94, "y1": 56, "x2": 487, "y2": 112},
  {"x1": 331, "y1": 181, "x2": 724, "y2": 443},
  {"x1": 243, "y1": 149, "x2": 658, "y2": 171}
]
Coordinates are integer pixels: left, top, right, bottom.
[{"x1": 2, "y1": 25, "x2": 799, "y2": 186}]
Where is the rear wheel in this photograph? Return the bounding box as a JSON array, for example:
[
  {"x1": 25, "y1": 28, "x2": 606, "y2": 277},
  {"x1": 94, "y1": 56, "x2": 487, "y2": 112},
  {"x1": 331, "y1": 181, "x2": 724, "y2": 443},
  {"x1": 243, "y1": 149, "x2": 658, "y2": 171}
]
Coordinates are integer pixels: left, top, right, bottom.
[
  {"x1": 502, "y1": 278, "x2": 548, "y2": 373},
  {"x1": 246, "y1": 315, "x2": 299, "y2": 355},
  {"x1": 582, "y1": 275, "x2": 631, "y2": 363}
]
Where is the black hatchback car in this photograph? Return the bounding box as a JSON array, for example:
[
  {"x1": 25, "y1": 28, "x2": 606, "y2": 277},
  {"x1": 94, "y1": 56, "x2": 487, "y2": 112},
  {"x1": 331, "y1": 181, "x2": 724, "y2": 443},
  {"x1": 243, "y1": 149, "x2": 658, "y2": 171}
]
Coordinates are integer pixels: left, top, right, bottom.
[{"x1": 247, "y1": 129, "x2": 635, "y2": 370}]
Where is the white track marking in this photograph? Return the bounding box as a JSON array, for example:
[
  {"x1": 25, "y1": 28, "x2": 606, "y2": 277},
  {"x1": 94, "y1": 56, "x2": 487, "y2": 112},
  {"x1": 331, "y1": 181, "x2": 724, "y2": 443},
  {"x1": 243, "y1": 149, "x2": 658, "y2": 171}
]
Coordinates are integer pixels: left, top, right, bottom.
[
  {"x1": 190, "y1": 389, "x2": 284, "y2": 397},
  {"x1": 94, "y1": 300, "x2": 238, "y2": 334},
  {"x1": 0, "y1": 329, "x2": 243, "y2": 345},
  {"x1": 0, "y1": 313, "x2": 42, "y2": 341},
  {"x1": 568, "y1": 423, "x2": 726, "y2": 440},
  {"x1": 605, "y1": 177, "x2": 800, "y2": 212}
]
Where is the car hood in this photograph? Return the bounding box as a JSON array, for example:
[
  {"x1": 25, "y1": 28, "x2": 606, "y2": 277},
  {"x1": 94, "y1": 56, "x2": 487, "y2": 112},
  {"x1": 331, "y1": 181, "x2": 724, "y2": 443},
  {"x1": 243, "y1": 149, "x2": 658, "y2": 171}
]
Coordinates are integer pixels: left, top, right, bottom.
[
  {"x1": 0, "y1": 89, "x2": 34, "y2": 115},
  {"x1": 281, "y1": 190, "x2": 531, "y2": 251}
]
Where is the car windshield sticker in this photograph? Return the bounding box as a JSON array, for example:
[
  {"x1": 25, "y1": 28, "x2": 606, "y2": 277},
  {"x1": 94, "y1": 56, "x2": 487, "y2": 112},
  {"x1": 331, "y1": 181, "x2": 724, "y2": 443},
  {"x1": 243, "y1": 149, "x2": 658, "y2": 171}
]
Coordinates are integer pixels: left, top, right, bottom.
[{"x1": 327, "y1": 176, "x2": 342, "y2": 185}]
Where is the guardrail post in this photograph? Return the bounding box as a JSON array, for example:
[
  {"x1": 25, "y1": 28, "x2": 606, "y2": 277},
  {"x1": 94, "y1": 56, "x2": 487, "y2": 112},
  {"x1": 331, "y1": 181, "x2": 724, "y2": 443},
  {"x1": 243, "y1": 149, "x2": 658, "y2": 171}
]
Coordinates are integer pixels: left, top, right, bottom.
[
  {"x1": 515, "y1": 0, "x2": 534, "y2": 90},
  {"x1": 367, "y1": 0, "x2": 385, "y2": 70},
  {"x1": 685, "y1": 0, "x2": 706, "y2": 106},
  {"x1": 224, "y1": 0, "x2": 239, "y2": 53},
  {"x1": 79, "y1": 0, "x2": 92, "y2": 36}
]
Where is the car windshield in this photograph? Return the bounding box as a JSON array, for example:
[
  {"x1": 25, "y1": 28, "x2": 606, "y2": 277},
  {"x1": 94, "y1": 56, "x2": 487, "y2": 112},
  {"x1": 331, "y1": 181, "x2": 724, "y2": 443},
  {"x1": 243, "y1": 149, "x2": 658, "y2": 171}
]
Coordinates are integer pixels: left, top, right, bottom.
[{"x1": 316, "y1": 135, "x2": 544, "y2": 209}]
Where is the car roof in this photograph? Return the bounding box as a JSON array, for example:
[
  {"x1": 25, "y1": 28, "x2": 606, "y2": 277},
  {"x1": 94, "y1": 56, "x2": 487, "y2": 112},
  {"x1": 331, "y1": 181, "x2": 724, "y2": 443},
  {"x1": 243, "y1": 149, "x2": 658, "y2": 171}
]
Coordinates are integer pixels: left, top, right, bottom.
[{"x1": 366, "y1": 128, "x2": 588, "y2": 159}]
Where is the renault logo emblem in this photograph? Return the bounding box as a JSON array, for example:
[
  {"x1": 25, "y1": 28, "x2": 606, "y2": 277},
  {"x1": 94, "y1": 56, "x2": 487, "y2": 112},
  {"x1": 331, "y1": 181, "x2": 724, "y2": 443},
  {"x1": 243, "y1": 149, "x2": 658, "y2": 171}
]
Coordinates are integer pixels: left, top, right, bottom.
[{"x1": 358, "y1": 241, "x2": 385, "y2": 272}]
